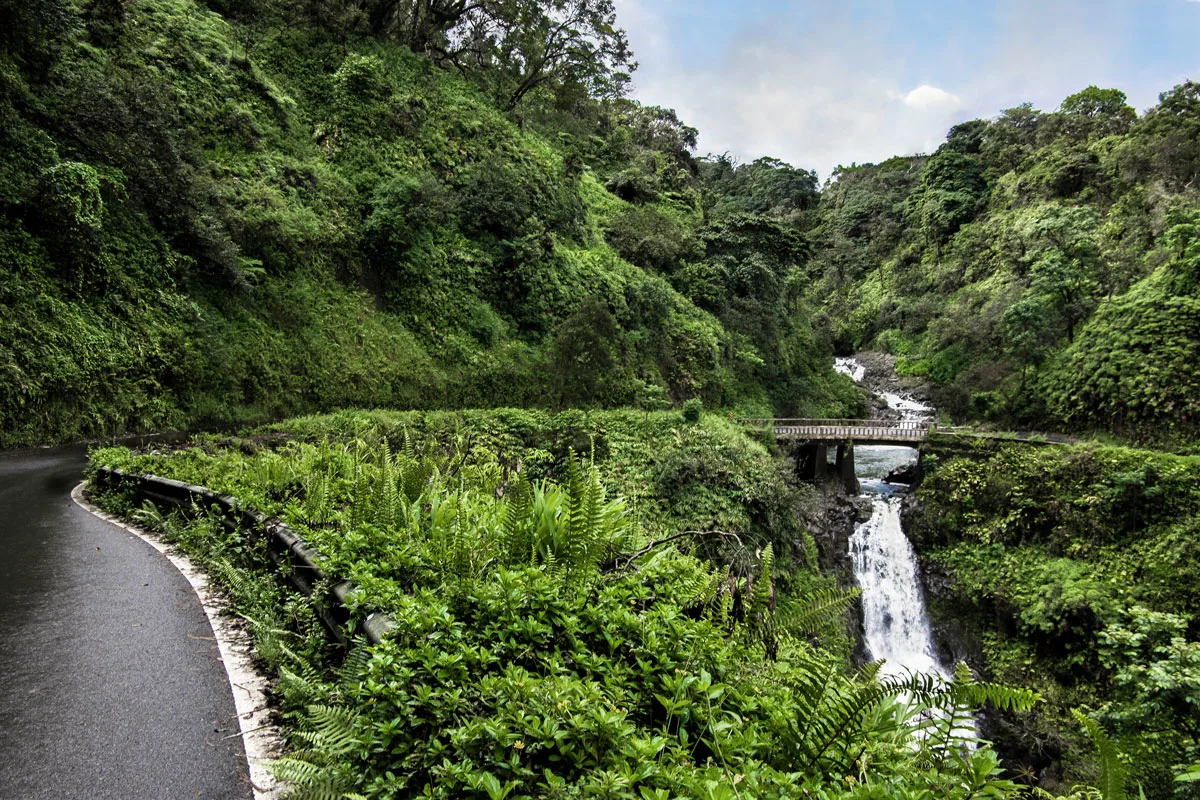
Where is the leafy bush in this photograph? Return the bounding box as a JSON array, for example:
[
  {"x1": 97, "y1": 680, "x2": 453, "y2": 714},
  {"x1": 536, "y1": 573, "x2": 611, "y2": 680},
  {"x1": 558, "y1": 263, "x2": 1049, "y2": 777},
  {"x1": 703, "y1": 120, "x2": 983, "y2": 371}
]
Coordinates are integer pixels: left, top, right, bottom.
[
  {"x1": 90, "y1": 413, "x2": 1037, "y2": 799},
  {"x1": 911, "y1": 441, "x2": 1200, "y2": 796}
]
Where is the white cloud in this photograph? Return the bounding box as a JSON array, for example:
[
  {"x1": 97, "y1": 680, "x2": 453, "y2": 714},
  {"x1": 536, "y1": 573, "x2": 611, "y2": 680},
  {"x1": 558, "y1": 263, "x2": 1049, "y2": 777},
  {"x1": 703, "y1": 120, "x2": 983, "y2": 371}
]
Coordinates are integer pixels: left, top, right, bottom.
[
  {"x1": 901, "y1": 85, "x2": 962, "y2": 112},
  {"x1": 617, "y1": 4, "x2": 965, "y2": 179},
  {"x1": 615, "y1": 0, "x2": 1198, "y2": 181}
]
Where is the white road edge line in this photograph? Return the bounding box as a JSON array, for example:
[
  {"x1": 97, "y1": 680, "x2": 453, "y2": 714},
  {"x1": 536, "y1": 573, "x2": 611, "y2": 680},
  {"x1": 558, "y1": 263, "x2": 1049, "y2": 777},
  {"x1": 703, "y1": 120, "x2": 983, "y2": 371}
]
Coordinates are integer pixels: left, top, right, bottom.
[{"x1": 72, "y1": 482, "x2": 285, "y2": 800}]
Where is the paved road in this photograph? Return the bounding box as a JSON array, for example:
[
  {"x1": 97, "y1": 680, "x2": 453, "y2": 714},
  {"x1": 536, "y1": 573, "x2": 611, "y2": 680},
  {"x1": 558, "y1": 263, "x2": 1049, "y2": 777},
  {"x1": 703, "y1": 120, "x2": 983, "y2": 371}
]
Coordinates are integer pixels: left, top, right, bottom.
[{"x1": 0, "y1": 447, "x2": 252, "y2": 800}]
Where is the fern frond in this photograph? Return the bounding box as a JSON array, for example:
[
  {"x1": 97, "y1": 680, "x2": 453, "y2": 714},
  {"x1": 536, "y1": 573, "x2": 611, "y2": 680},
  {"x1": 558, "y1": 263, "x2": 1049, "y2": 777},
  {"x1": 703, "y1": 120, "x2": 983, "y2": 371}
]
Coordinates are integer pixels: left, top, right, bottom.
[
  {"x1": 1073, "y1": 709, "x2": 1127, "y2": 800},
  {"x1": 338, "y1": 644, "x2": 372, "y2": 688},
  {"x1": 269, "y1": 756, "x2": 325, "y2": 785},
  {"x1": 748, "y1": 544, "x2": 774, "y2": 616},
  {"x1": 780, "y1": 586, "x2": 862, "y2": 637},
  {"x1": 955, "y1": 678, "x2": 1041, "y2": 712},
  {"x1": 305, "y1": 704, "x2": 359, "y2": 756},
  {"x1": 131, "y1": 501, "x2": 167, "y2": 532}
]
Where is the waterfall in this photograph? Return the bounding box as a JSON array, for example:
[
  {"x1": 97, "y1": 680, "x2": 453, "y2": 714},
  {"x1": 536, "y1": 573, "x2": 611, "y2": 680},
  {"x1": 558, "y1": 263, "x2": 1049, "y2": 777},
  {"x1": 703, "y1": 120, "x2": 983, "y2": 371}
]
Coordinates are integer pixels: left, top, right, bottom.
[
  {"x1": 834, "y1": 357, "x2": 866, "y2": 383},
  {"x1": 850, "y1": 493, "x2": 948, "y2": 679},
  {"x1": 839, "y1": 358, "x2": 948, "y2": 679}
]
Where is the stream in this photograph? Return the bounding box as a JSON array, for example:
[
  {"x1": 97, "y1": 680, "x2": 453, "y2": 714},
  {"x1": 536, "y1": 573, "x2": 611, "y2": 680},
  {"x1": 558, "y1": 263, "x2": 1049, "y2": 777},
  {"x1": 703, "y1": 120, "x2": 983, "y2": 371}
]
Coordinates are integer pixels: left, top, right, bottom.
[{"x1": 834, "y1": 357, "x2": 950, "y2": 681}]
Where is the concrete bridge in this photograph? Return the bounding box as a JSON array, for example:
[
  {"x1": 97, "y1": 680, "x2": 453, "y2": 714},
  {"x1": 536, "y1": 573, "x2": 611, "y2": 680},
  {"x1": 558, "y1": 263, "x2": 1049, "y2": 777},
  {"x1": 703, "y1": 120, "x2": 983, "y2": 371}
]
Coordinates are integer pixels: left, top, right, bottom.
[
  {"x1": 739, "y1": 418, "x2": 934, "y2": 445},
  {"x1": 738, "y1": 418, "x2": 934, "y2": 492}
]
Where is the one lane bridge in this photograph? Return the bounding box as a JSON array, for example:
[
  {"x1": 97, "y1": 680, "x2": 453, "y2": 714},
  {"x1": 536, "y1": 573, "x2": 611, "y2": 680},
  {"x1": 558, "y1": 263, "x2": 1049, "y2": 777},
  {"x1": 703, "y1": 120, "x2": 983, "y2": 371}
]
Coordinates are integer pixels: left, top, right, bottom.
[
  {"x1": 739, "y1": 418, "x2": 934, "y2": 445},
  {"x1": 737, "y1": 418, "x2": 934, "y2": 492}
]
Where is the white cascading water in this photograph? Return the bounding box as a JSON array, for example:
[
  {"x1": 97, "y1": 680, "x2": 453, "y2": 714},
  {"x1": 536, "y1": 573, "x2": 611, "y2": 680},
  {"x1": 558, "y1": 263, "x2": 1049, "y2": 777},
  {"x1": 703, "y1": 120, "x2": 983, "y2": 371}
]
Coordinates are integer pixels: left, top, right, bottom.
[
  {"x1": 838, "y1": 358, "x2": 949, "y2": 681},
  {"x1": 850, "y1": 491, "x2": 948, "y2": 679},
  {"x1": 834, "y1": 356, "x2": 866, "y2": 383}
]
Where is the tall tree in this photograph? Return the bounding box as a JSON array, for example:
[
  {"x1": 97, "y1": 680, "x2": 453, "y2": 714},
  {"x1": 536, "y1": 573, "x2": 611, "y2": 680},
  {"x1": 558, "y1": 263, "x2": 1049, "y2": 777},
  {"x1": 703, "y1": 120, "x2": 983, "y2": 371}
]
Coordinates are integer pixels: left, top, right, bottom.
[
  {"x1": 350, "y1": 0, "x2": 633, "y2": 111},
  {"x1": 905, "y1": 151, "x2": 986, "y2": 252},
  {"x1": 1129, "y1": 81, "x2": 1200, "y2": 191},
  {"x1": 483, "y1": 0, "x2": 634, "y2": 110},
  {"x1": 1058, "y1": 85, "x2": 1136, "y2": 140},
  {"x1": 1021, "y1": 204, "x2": 1104, "y2": 341}
]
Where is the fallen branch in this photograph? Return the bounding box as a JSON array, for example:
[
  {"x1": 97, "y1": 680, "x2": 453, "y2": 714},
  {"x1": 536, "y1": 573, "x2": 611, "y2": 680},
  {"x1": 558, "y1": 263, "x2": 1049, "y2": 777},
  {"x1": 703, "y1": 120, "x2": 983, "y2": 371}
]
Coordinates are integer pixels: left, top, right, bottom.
[{"x1": 617, "y1": 530, "x2": 745, "y2": 571}]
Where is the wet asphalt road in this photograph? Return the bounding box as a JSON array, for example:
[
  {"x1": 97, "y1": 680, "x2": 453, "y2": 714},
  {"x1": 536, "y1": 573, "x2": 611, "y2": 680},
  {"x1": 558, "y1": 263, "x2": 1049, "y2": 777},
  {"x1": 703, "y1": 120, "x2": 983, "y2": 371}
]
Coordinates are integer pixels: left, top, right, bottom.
[{"x1": 0, "y1": 447, "x2": 251, "y2": 799}]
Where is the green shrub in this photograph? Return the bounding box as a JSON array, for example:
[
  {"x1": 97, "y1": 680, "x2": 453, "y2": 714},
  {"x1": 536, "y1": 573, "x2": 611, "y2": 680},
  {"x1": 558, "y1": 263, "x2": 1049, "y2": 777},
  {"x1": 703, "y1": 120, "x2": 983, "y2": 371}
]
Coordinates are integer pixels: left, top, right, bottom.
[{"x1": 90, "y1": 414, "x2": 1036, "y2": 800}]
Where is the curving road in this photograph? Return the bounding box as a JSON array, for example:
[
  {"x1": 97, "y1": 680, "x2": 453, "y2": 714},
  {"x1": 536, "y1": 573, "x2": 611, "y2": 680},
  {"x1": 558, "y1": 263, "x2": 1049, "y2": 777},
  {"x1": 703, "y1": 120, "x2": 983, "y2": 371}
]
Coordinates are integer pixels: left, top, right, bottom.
[{"x1": 0, "y1": 447, "x2": 252, "y2": 800}]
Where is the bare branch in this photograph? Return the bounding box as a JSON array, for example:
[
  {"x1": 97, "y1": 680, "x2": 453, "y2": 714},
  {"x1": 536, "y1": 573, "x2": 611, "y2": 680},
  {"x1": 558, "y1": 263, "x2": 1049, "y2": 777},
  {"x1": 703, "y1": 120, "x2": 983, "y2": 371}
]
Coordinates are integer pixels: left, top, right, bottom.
[{"x1": 618, "y1": 530, "x2": 745, "y2": 571}]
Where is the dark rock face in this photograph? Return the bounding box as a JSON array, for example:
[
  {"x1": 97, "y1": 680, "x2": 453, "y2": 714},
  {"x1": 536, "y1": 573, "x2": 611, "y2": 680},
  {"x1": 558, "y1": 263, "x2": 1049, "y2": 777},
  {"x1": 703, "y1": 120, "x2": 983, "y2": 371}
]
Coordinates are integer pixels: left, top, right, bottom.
[
  {"x1": 795, "y1": 482, "x2": 876, "y2": 663},
  {"x1": 853, "y1": 350, "x2": 934, "y2": 403},
  {"x1": 901, "y1": 480, "x2": 1060, "y2": 791},
  {"x1": 900, "y1": 491, "x2": 980, "y2": 669},
  {"x1": 883, "y1": 462, "x2": 918, "y2": 485}
]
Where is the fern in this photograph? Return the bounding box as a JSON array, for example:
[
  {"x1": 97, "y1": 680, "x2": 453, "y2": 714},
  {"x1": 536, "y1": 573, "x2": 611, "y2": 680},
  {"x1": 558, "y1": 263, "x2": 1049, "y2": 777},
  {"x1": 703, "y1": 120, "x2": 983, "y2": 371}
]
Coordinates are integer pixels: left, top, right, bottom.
[
  {"x1": 779, "y1": 586, "x2": 862, "y2": 638},
  {"x1": 304, "y1": 704, "x2": 359, "y2": 756},
  {"x1": 747, "y1": 544, "x2": 774, "y2": 616},
  {"x1": 1073, "y1": 709, "x2": 1127, "y2": 800},
  {"x1": 131, "y1": 500, "x2": 167, "y2": 532},
  {"x1": 269, "y1": 758, "x2": 348, "y2": 800},
  {"x1": 501, "y1": 473, "x2": 532, "y2": 563},
  {"x1": 269, "y1": 705, "x2": 361, "y2": 799},
  {"x1": 338, "y1": 643, "x2": 371, "y2": 687}
]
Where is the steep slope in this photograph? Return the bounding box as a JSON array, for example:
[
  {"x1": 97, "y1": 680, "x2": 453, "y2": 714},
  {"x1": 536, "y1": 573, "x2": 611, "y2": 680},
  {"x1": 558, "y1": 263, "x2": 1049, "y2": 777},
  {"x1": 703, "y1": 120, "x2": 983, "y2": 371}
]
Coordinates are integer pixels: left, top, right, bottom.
[
  {"x1": 805, "y1": 85, "x2": 1200, "y2": 447},
  {"x1": 0, "y1": 0, "x2": 861, "y2": 447}
]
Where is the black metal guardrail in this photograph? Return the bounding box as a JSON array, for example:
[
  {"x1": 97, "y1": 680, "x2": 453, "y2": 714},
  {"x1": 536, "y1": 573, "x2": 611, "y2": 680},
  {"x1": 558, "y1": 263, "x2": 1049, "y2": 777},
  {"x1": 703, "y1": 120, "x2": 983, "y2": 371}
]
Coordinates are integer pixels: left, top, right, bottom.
[{"x1": 91, "y1": 466, "x2": 392, "y2": 646}]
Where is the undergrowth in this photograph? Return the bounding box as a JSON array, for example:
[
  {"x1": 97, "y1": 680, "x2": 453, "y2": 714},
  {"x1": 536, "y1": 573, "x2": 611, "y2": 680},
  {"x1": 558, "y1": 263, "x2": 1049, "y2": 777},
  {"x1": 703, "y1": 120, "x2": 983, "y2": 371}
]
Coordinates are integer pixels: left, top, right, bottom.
[{"x1": 90, "y1": 411, "x2": 1042, "y2": 800}]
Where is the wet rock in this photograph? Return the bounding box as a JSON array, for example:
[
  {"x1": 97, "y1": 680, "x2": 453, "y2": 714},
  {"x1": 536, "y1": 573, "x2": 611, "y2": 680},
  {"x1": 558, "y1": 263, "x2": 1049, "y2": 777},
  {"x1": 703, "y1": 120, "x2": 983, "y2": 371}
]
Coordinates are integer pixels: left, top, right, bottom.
[
  {"x1": 794, "y1": 483, "x2": 872, "y2": 662},
  {"x1": 802, "y1": 489, "x2": 860, "y2": 576},
  {"x1": 883, "y1": 462, "x2": 918, "y2": 485},
  {"x1": 853, "y1": 350, "x2": 934, "y2": 404},
  {"x1": 869, "y1": 395, "x2": 904, "y2": 420}
]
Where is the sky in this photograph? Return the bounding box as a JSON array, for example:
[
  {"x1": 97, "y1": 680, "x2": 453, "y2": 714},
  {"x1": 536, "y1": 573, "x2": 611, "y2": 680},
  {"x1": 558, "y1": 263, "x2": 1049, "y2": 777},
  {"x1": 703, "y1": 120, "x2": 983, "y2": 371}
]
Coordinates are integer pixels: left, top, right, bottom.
[{"x1": 613, "y1": 0, "x2": 1200, "y2": 181}]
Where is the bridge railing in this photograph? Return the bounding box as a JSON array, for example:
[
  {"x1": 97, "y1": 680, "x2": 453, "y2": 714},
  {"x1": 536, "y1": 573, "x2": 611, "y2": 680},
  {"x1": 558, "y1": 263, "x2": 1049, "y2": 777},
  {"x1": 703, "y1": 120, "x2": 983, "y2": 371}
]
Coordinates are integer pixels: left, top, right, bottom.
[
  {"x1": 739, "y1": 418, "x2": 933, "y2": 430},
  {"x1": 737, "y1": 418, "x2": 935, "y2": 439}
]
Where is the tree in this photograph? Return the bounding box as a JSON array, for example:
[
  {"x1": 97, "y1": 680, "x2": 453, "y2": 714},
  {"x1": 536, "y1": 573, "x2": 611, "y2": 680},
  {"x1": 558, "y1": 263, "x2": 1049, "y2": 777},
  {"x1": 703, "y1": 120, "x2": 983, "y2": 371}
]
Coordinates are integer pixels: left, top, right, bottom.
[
  {"x1": 0, "y1": 0, "x2": 76, "y2": 76},
  {"x1": 905, "y1": 151, "x2": 986, "y2": 252},
  {"x1": 980, "y1": 103, "x2": 1043, "y2": 175},
  {"x1": 485, "y1": 0, "x2": 634, "y2": 110},
  {"x1": 626, "y1": 105, "x2": 696, "y2": 157},
  {"x1": 1028, "y1": 249, "x2": 1098, "y2": 343},
  {"x1": 605, "y1": 205, "x2": 701, "y2": 273},
  {"x1": 698, "y1": 155, "x2": 819, "y2": 221},
  {"x1": 1020, "y1": 204, "x2": 1104, "y2": 342},
  {"x1": 939, "y1": 118, "x2": 988, "y2": 155},
  {"x1": 349, "y1": 0, "x2": 634, "y2": 111},
  {"x1": 552, "y1": 295, "x2": 623, "y2": 405},
  {"x1": 1129, "y1": 81, "x2": 1200, "y2": 191},
  {"x1": 1058, "y1": 85, "x2": 1136, "y2": 140},
  {"x1": 1002, "y1": 295, "x2": 1054, "y2": 390},
  {"x1": 1162, "y1": 207, "x2": 1200, "y2": 293},
  {"x1": 603, "y1": 103, "x2": 699, "y2": 205},
  {"x1": 354, "y1": 0, "x2": 479, "y2": 54}
]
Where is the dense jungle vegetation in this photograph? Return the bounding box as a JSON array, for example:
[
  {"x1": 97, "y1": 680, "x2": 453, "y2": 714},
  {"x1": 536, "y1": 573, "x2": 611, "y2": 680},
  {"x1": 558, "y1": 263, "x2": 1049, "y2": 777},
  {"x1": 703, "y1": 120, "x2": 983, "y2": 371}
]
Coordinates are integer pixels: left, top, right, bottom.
[
  {"x1": 808, "y1": 86, "x2": 1200, "y2": 447},
  {"x1": 7, "y1": 0, "x2": 1200, "y2": 796},
  {"x1": 91, "y1": 409, "x2": 1042, "y2": 799},
  {"x1": 4, "y1": 0, "x2": 1198, "y2": 449},
  {"x1": 0, "y1": 0, "x2": 863, "y2": 448},
  {"x1": 910, "y1": 440, "x2": 1200, "y2": 797}
]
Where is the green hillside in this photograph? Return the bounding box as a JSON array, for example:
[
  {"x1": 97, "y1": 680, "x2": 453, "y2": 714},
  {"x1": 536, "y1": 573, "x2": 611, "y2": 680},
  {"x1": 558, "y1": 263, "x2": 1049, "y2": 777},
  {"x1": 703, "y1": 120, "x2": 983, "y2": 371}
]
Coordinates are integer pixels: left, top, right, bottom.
[
  {"x1": 806, "y1": 85, "x2": 1200, "y2": 446},
  {"x1": 0, "y1": 0, "x2": 861, "y2": 448}
]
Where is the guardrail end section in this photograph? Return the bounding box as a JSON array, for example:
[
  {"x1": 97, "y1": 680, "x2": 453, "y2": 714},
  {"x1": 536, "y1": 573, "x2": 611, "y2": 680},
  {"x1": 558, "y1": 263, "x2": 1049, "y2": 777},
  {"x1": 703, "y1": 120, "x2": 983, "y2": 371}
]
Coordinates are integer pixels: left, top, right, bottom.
[{"x1": 363, "y1": 613, "x2": 393, "y2": 645}]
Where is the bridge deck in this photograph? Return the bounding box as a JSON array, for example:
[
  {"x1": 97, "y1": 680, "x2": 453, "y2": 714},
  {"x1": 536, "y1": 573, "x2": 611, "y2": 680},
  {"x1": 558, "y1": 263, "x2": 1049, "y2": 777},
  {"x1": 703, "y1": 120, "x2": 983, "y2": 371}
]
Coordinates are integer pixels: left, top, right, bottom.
[{"x1": 739, "y1": 418, "x2": 933, "y2": 444}]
